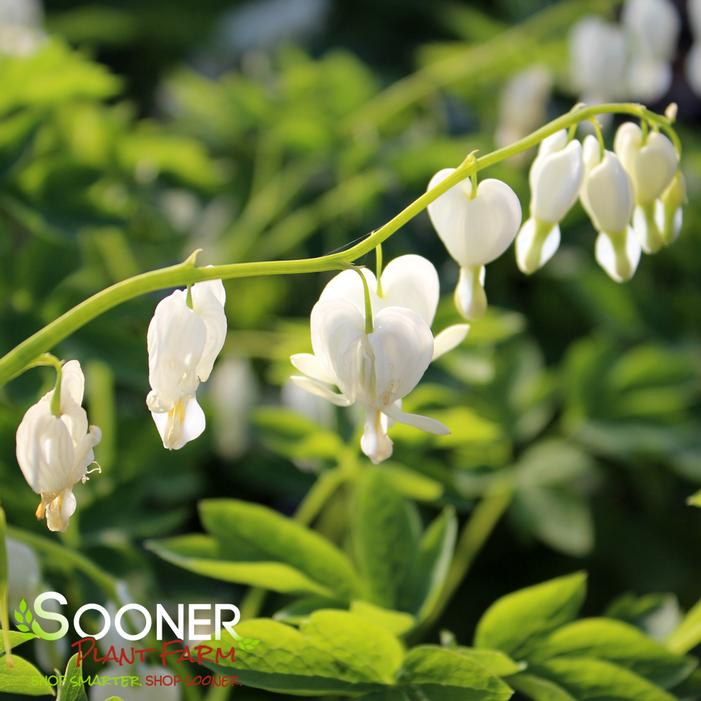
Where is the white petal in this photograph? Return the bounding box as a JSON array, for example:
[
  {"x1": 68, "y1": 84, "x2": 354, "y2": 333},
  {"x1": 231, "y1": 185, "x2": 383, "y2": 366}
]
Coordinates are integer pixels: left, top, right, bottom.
[
  {"x1": 432, "y1": 324, "x2": 470, "y2": 360},
  {"x1": 360, "y1": 410, "x2": 394, "y2": 464},
  {"x1": 536, "y1": 129, "x2": 569, "y2": 159},
  {"x1": 595, "y1": 227, "x2": 642, "y2": 282},
  {"x1": 59, "y1": 360, "x2": 85, "y2": 407},
  {"x1": 454, "y1": 265, "x2": 487, "y2": 320},
  {"x1": 190, "y1": 280, "x2": 227, "y2": 382},
  {"x1": 44, "y1": 489, "x2": 77, "y2": 532},
  {"x1": 581, "y1": 151, "x2": 635, "y2": 234},
  {"x1": 427, "y1": 172, "x2": 522, "y2": 267},
  {"x1": 310, "y1": 298, "x2": 365, "y2": 395},
  {"x1": 290, "y1": 353, "x2": 336, "y2": 384},
  {"x1": 318, "y1": 268, "x2": 377, "y2": 314},
  {"x1": 379, "y1": 254, "x2": 439, "y2": 325},
  {"x1": 151, "y1": 395, "x2": 206, "y2": 450},
  {"x1": 531, "y1": 139, "x2": 584, "y2": 224},
  {"x1": 632, "y1": 204, "x2": 665, "y2": 254},
  {"x1": 581, "y1": 134, "x2": 603, "y2": 173},
  {"x1": 515, "y1": 219, "x2": 561, "y2": 274},
  {"x1": 622, "y1": 0, "x2": 679, "y2": 62},
  {"x1": 384, "y1": 404, "x2": 451, "y2": 435},
  {"x1": 289, "y1": 375, "x2": 352, "y2": 407},
  {"x1": 655, "y1": 199, "x2": 683, "y2": 246},
  {"x1": 148, "y1": 290, "x2": 207, "y2": 406},
  {"x1": 368, "y1": 307, "x2": 434, "y2": 407},
  {"x1": 614, "y1": 122, "x2": 678, "y2": 204},
  {"x1": 627, "y1": 57, "x2": 672, "y2": 102}
]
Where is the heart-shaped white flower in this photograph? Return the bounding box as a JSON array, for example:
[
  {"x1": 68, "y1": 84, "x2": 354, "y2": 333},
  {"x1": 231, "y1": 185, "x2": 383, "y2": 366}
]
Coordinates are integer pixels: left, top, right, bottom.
[
  {"x1": 516, "y1": 129, "x2": 584, "y2": 274},
  {"x1": 291, "y1": 298, "x2": 448, "y2": 464},
  {"x1": 16, "y1": 360, "x2": 101, "y2": 532},
  {"x1": 427, "y1": 171, "x2": 521, "y2": 319},
  {"x1": 147, "y1": 279, "x2": 227, "y2": 450}
]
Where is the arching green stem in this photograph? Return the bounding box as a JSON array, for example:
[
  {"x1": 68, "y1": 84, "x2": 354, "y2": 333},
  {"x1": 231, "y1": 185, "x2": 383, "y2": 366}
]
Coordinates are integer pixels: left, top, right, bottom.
[{"x1": 0, "y1": 103, "x2": 679, "y2": 388}]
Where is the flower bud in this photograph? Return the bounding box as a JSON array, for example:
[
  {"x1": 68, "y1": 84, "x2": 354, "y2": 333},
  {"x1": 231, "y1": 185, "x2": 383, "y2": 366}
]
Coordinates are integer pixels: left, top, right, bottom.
[
  {"x1": 655, "y1": 170, "x2": 686, "y2": 245},
  {"x1": 427, "y1": 171, "x2": 521, "y2": 320},
  {"x1": 614, "y1": 122, "x2": 679, "y2": 253},
  {"x1": 15, "y1": 360, "x2": 102, "y2": 532}
]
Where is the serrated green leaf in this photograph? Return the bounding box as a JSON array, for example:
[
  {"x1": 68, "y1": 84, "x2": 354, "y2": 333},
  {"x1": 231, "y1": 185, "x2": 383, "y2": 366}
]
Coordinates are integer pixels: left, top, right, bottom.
[
  {"x1": 58, "y1": 653, "x2": 87, "y2": 701},
  {"x1": 400, "y1": 646, "x2": 514, "y2": 700},
  {"x1": 352, "y1": 470, "x2": 421, "y2": 609},
  {"x1": 531, "y1": 618, "x2": 695, "y2": 689},
  {"x1": 200, "y1": 500, "x2": 362, "y2": 599},
  {"x1": 204, "y1": 610, "x2": 404, "y2": 695},
  {"x1": 147, "y1": 535, "x2": 333, "y2": 596},
  {"x1": 532, "y1": 657, "x2": 676, "y2": 701},
  {"x1": 475, "y1": 573, "x2": 587, "y2": 657},
  {"x1": 0, "y1": 653, "x2": 54, "y2": 696}
]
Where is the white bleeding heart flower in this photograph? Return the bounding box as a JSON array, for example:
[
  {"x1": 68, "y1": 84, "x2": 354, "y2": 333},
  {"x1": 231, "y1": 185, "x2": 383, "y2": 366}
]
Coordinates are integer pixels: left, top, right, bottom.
[
  {"x1": 569, "y1": 17, "x2": 628, "y2": 104},
  {"x1": 691, "y1": 0, "x2": 701, "y2": 37},
  {"x1": 516, "y1": 129, "x2": 584, "y2": 274},
  {"x1": 655, "y1": 170, "x2": 686, "y2": 245},
  {"x1": 580, "y1": 140, "x2": 640, "y2": 282},
  {"x1": 291, "y1": 298, "x2": 448, "y2": 464},
  {"x1": 15, "y1": 360, "x2": 101, "y2": 532},
  {"x1": 622, "y1": 0, "x2": 679, "y2": 63},
  {"x1": 310, "y1": 254, "x2": 469, "y2": 359},
  {"x1": 495, "y1": 65, "x2": 552, "y2": 149},
  {"x1": 614, "y1": 122, "x2": 679, "y2": 253},
  {"x1": 627, "y1": 57, "x2": 673, "y2": 102},
  {"x1": 427, "y1": 171, "x2": 522, "y2": 320},
  {"x1": 147, "y1": 279, "x2": 227, "y2": 450}
]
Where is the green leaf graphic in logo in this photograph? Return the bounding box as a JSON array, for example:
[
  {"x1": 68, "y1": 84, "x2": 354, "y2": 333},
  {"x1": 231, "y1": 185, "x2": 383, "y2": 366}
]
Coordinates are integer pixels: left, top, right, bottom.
[{"x1": 13, "y1": 597, "x2": 33, "y2": 633}]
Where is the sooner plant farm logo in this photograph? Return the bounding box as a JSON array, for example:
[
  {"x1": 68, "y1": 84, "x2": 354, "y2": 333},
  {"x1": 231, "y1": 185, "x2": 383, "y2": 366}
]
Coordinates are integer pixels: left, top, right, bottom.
[{"x1": 13, "y1": 591, "x2": 259, "y2": 666}]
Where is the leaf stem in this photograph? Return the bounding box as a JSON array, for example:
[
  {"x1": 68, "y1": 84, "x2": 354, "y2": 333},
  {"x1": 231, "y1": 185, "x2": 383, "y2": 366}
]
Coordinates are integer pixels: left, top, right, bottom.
[
  {"x1": 0, "y1": 103, "x2": 678, "y2": 388},
  {"x1": 418, "y1": 480, "x2": 513, "y2": 634}
]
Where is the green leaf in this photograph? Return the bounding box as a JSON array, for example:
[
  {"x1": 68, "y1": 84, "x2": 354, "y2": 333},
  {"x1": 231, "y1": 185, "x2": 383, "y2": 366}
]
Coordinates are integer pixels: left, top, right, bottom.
[
  {"x1": 400, "y1": 507, "x2": 457, "y2": 620},
  {"x1": 351, "y1": 470, "x2": 420, "y2": 609},
  {"x1": 147, "y1": 534, "x2": 334, "y2": 596},
  {"x1": 0, "y1": 653, "x2": 54, "y2": 696},
  {"x1": 0, "y1": 631, "x2": 35, "y2": 652},
  {"x1": 200, "y1": 500, "x2": 362, "y2": 600},
  {"x1": 380, "y1": 463, "x2": 444, "y2": 501},
  {"x1": 57, "y1": 653, "x2": 88, "y2": 701},
  {"x1": 668, "y1": 597, "x2": 701, "y2": 654},
  {"x1": 475, "y1": 573, "x2": 587, "y2": 657},
  {"x1": 687, "y1": 490, "x2": 701, "y2": 508},
  {"x1": 532, "y1": 657, "x2": 676, "y2": 701},
  {"x1": 400, "y1": 646, "x2": 514, "y2": 700},
  {"x1": 531, "y1": 618, "x2": 695, "y2": 689},
  {"x1": 509, "y1": 673, "x2": 578, "y2": 701},
  {"x1": 350, "y1": 601, "x2": 415, "y2": 636},
  {"x1": 451, "y1": 648, "x2": 525, "y2": 677},
  {"x1": 204, "y1": 610, "x2": 404, "y2": 695}
]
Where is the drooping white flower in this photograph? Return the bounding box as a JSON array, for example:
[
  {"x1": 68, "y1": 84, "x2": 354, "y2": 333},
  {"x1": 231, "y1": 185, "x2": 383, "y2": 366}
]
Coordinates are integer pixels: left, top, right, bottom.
[
  {"x1": 0, "y1": 0, "x2": 44, "y2": 56},
  {"x1": 16, "y1": 360, "x2": 101, "y2": 532},
  {"x1": 427, "y1": 172, "x2": 522, "y2": 320},
  {"x1": 580, "y1": 136, "x2": 640, "y2": 282},
  {"x1": 147, "y1": 279, "x2": 226, "y2": 450},
  {"x1": 516, "y1": 129, "x2": 584, "y2": 274},
  {"x1": 495, "y1": 65, "x2": 552, "y2": 149},
  {"x1": 569, "y1": 17, "x2": 628, "y2": 104},
  {"x1": 311, "y1": 254, "x2": 469, "y2": 358},
  {"x1": 291, "y1": 290, "x2": 449, "y2": 464},
  {"x1": 614, "y1": 122, "x2": 679, "y2": 253},
  {"x1": 622, "y1": 0, "x2": 679, "y2": 62},
  {"x1": 655, "y1": 170, "x2": 686, "y2": 245}
]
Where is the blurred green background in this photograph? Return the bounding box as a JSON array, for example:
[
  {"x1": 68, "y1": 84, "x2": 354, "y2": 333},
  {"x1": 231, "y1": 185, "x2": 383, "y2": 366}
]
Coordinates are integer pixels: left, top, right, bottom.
[{"x1": 1, "y1": 0, "x2": 701, "y2": 697}]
